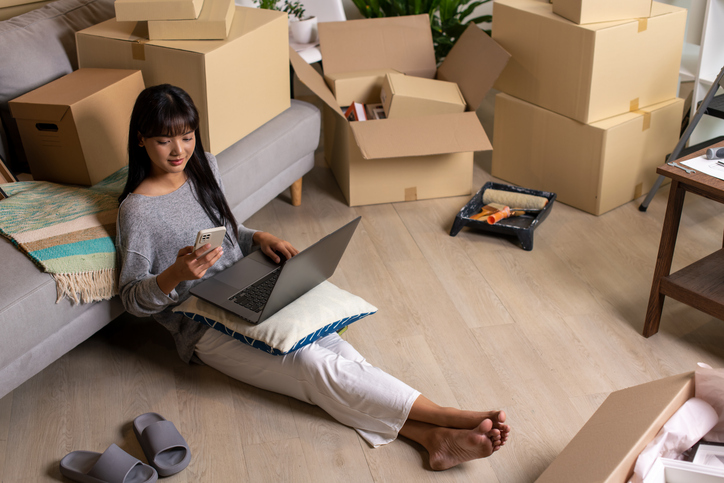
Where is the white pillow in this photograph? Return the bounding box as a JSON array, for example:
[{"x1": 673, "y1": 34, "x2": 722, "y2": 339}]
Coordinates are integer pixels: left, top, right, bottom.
[{"x1": 173, "y1": 281, "x2": 377, "y2": 355}]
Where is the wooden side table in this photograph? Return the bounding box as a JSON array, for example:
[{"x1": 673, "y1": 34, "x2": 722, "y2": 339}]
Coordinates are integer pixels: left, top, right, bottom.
[{"x1": 644, "y1": 141, "x2": 724, "y2": 337}]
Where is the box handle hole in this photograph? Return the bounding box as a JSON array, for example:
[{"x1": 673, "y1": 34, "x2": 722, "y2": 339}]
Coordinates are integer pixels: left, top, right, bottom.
[{"x1": 35, "y1": 123, "x2": 58, "y2": 132}]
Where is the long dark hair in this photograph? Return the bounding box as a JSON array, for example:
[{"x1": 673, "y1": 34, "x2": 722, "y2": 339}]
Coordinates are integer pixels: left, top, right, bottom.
[{"x1": 119, "y1": 84, "x2": 238, "y2": 241}]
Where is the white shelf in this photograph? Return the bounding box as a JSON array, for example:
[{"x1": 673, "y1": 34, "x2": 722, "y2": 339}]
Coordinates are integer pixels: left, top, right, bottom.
[
  {"x1": 679, "y1": 42, "x2": 699, "y2": 81},
  {"x1": 662, "y1": 0, "x2": 724, "y2": 145}
]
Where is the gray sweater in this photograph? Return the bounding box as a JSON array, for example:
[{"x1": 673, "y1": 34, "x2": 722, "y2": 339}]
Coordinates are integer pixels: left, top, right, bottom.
[{"x1": 116, "y1": 153, "x2": 256, "y2": 363}]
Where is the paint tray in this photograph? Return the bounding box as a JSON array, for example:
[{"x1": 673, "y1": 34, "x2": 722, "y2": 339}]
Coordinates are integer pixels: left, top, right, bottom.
[{"x1": 449, "y1": 182, "x2": 556, "y2": 250}]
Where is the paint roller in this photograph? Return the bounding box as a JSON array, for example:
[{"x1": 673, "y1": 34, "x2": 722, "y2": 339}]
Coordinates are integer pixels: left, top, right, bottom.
[
  {"x1": 469, "y1": 203, "x2": 535, "y2": 224},
  {"x1": 482, "y1": 189, "x2": 548, "y2": 210}
]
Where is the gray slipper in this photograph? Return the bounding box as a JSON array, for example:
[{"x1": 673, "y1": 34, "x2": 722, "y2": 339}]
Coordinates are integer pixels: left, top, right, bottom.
[
  {"x1": 59, "y1": 443, "x2": 158, "y2": 483},
  {"x1": 133, "y1": 413, "x2": 191, "y2": 477}
]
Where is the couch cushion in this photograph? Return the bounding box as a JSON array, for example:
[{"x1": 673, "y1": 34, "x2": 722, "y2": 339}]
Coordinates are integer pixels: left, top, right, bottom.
[
  {"x1": 0, "y1": 236, "x2": 124, "y2": 396},
  {"x1": 215, "y1": 99, "x2": 321, "y2": 215},
  {"x1": 0, "y1": 0, "x2": 115, "y2": 173}
]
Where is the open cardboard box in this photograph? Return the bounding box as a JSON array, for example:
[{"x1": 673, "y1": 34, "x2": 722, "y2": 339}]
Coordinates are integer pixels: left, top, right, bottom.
[
  {"x1": 493, "y1": 0, "x2": 686, "y2": 124},
  {"x1": 536, "y1": 372, "x2": 695, "y2": 483},
  {"x1": 290, "y1": 16, "x2": 510, "y2": 206}
]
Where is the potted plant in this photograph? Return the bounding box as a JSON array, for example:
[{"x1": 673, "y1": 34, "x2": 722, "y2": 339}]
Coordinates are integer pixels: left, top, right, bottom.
[
  {"x1": 254, "y1": 0, "x2": 317, "y2": 44},
  {"x1": 285, "y1": 1, "x2": 317, "y2": 44}
]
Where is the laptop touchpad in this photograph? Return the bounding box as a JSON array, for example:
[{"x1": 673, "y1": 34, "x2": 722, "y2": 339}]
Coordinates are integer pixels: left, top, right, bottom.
[{"x1": 213, "y1": 258, "x2": 276, "y2": 287}]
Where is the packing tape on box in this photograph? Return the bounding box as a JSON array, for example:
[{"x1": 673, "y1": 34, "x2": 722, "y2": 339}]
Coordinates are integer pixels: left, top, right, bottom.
[
  {"x1": 131, "y1": 22, "x2": 149, "y2": 61},
  {"x1": 630, "y1": 98, "x2": 640, "y2": 112},
  {"x1": 633, "y1": 110, "x2": 652, "y2": 131},
  {"x1": 638, "y1": 18, "x2": 648, "y2": 33},
  {"x1": 635, "y1": 182, "x2": 644, "y2": 199},
  {"x1": 405, "y1": 187, "x2": 417, "y2": 201},
  {"x1": 132, "y1": 41, "x2": 148, "y2": 61}
]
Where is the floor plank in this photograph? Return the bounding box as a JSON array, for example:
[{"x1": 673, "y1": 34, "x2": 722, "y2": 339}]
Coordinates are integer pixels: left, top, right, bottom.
[{"x1": 2, "y1": 95, "x2": 724, "y2": 482}]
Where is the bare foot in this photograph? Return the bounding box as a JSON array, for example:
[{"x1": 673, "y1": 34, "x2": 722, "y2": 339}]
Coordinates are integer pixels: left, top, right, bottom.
[
  {"x1": 427, "y1": 419, "x2": 501, "y2": 471},
  {"x1": 448, "y1": 409, "x2": 511, "y2": 445}
]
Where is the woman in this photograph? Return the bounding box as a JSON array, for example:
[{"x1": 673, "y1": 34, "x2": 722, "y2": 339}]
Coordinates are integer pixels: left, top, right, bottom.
[{"x1": 116, "y1": 84, "x2": 510, "y2": 471}]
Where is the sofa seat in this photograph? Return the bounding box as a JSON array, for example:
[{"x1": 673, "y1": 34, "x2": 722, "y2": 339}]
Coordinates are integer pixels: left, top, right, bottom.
[
  {"x1": 219, "y1": 99, "x2": 320, "y2": 222},
  {"x1": 0, "y1": 99, "x2": 321, "y2": 400}
]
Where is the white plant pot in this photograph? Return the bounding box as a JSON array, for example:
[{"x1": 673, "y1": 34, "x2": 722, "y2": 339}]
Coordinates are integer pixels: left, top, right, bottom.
[{"x1": 290, "y1": 16, "x2": 317, "y2": 44}]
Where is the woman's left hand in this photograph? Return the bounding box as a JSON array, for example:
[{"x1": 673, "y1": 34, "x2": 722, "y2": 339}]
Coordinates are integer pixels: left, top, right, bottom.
[{"x1": 253, "y1": 231, "x2": 299, "y2": 264}]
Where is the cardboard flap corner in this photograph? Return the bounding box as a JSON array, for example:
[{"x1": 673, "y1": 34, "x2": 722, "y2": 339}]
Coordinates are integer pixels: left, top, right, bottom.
[
  {"x1": 437, "y1": 24, "x2": 511, "y2": 111},
  {"x1": 535, "y1": 372, "x2": 695, "y2": 483},
  {"x1": 289, "y1": 47, "x2": 345, "y2": 120},
  {"x1": 8, "y1": 101, "x2": 70, "y2": 123},
  {"x1": 77, "y1": 17, "x2": 146, "y2": 42},
  {"x1": 349, "y1": 111, "x2": 490, "y2": 160},
  {"x1": 318, "y1": 15, "x2": 437, "y2": 79}
]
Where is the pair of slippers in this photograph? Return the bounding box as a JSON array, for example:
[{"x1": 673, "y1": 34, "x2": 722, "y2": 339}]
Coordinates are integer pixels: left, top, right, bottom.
[{"x1": 59, "y1": 413, "x2": 191, "y2": 483}]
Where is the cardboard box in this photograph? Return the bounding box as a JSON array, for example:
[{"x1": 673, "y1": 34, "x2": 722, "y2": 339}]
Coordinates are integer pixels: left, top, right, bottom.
[
  {"x1": 292, "y1": 16, "x2": 510, "y2": 206},
  {"x1": 8, "y1": 69, "x2": 144, "y2": 186},
  {"x1": 553, "y1": 0, "x2": 653, "y2": 25},
  {"x1": 535, "y1": 372, "x2": 695, "y2": 483},
  {"x1": 148, "y1": 0, "x2": 235, "y2": 40},
  {"x1": 380, "y1": 73, "x2": 466, "y2": 119},
  {"x1": 0, "y1": 0, "x2": 50, "y2": 21},
  {"x1": 0, "y1": 158, "x2": 15, "y2": 184},
  {"x1": 76, "y1": 7, "x2": 290, "y2": 155},
  {"x1": 324, "y1": 68, "x2": 399, "y2": 108},
  {"x1": 491, "y1": 93, "x2": 683, "y2": 215},
  {"x1": 114, "y1": 0, "x2": 204, "y2": 22},
  {"x1": 493, "y1": 0, "x2": 686, "y2": 124}
]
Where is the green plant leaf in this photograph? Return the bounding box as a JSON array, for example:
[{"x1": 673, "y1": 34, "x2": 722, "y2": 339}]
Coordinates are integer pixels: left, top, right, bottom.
[
  {"x1": 468, "y1": 14, "x2": 492, "y2": 24},
  {"x1": 460, "y1": 1, "x2": 484, "y2": 19},
  {"x1": 351, "y1": 0, "x2": 494, "y2": 63}
]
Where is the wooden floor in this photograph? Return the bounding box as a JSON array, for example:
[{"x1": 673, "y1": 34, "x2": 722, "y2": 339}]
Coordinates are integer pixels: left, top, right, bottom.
[{"x1": 2, "y1": 96, "x2": 724, "y2": 483}]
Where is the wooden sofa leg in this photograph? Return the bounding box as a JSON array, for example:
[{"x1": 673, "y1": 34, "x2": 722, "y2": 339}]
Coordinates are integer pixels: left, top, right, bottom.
[{"x1": 291, "y1": 178, "x2": 302, "y2": 206}]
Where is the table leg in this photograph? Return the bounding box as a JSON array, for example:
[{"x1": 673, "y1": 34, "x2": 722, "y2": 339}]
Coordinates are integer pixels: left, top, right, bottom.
[{"x1": 643, "y1": 180, "x2": 686, "y2": 337}]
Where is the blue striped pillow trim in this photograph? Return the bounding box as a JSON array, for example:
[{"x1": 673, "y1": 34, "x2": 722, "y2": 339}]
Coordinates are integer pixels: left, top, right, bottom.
[{"x1": 180, "y1": 311, "x2": 376, "y2": 355}]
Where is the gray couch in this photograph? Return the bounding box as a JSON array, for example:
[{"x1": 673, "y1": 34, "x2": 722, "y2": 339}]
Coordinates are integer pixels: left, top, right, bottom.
[{"x1": 0, "y1": 0, "x2": 321, "y2": 399}]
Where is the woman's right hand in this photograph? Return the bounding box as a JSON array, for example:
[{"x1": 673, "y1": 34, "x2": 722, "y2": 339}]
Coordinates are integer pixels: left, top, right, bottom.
[{"x1": 156, "y1": 244, "x2": 223, "y2": 295}]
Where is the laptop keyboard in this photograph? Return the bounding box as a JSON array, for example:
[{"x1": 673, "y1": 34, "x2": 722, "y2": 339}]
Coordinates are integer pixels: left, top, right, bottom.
[{"x1": 228, "y1": 268, "x2": 281, "y2": 313}]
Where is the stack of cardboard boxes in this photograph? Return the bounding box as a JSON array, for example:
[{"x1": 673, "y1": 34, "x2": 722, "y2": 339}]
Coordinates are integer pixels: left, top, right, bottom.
[
  {"x1": 491, "y1": 0, "x2": 688, "y2": 215},
  {"x1": 7, "y1": 1, "x2": 291, "y2": 186},
  {"x1": 291, "y1": 15, "x2": 511, "y2": 206},
  {"x1": 76, "y1": 0, "x2": 291, "y2": 156}
]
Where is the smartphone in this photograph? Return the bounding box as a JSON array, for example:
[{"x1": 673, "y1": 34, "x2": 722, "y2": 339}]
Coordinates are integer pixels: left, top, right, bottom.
[{"x1": 194, "y1": 226, "x2": 226, "y2": 257}]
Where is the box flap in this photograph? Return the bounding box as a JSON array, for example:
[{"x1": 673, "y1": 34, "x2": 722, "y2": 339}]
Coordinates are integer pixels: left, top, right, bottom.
[
  {"x1": 8, "y1": 102, "x2": 69, "y2": 122},
  {"x1": 350, "y1": 111, "x2": 490, "y2": 159},
  {"x1": 592, "y1": 98, "x2": 683, "y2": 130},
  {"x1": 535, "y1": 372, "x2": 695, "y2": 483},
  {"x1": 290, "y1": 47, "x2": 345, "y2": 120},
  {"x1": 437, "y1": 24, "x2": 510, "y2": 111},
  {"x1": 318, "y1": 15, "x2": 437, "y2": 79},
  {"x1": 8, "y1": 69, "x2": 141, "y2": 121},
  {"x1": 148, "y1": 0, "x2": 235, "y2": 40},
  {"x1": 114, "y1": 0, "x2": 204, "y2": 21}
]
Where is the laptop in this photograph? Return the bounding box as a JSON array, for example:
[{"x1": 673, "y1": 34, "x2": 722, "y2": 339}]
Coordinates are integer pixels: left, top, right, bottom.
[{"x1": 190, "y1": 216, "x2": 361, "y2": 324}]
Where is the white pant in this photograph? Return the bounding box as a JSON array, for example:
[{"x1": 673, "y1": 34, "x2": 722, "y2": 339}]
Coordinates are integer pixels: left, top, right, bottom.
[{"x1": 194, "y1": 330, "x2": 421, "y2": 447}]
